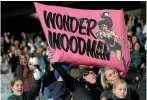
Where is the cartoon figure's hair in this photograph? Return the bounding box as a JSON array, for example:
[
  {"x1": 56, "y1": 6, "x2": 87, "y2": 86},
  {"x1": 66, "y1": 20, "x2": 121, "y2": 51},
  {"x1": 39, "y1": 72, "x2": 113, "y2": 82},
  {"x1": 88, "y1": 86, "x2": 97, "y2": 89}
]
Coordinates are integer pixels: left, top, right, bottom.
[{"x1": 98, "y1": 12, "x2": 113, "y2": 31}]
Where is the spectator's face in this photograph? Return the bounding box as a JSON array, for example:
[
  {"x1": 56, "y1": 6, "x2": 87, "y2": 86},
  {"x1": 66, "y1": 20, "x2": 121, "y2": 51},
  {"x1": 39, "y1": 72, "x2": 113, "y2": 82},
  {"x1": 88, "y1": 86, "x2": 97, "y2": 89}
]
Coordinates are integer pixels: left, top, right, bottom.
[
  {"x1": 136, "y1": 27, "x2": 142, "y2": 34},
  {"x1": 113, "y1": 83, "x2": 127, "y2": 99},
  {"x1": 20, "y1": 55, "x2": 27, "y2": 64},
  {"x1": 10, "y1": 38, "x2": 14, "y2": 44},
  {"x1": 23, "y1": 47, "x2": 28, "y2": 53},
  {"x1": 83, "y1": 71, "x2": 97, "y2": 84},
  {"x1": 134, "y1": 43, "x2": 140, "y2": 51},
  {"x1": 105, "y1": 69, "x2": 119, "y2": 85},
  {"x1": 14, "y1": 40, "x2": 19, "y2": 47},
  {"x1": 132, "y1": 36, "x2": 137, "y2": 43},
  {"x1": 127, "y1": 31, "x2": 133, "y2": 37},
  {"x1": 37, "y1": 36, "x2": 41, "y2": 42},
  {"x1": 11, "y1": 46, "x2": 16, "y2": 52},
  {"x1": 21, "y1": 41, "x2": 26, "y2": 47},
  {"x1": 17, "y1": 49, "x2": 22, "y2": 55},
  {"x1": 11, "y1": 80, "x2": 24, "y2": 95}
]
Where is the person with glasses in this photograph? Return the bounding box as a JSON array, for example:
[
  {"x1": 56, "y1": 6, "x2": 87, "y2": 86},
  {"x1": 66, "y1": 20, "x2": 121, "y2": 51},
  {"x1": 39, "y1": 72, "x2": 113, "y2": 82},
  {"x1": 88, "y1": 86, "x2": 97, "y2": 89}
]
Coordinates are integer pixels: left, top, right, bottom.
[{"x1": 52, "y1": 62, "x2": 103, "y2": 100}]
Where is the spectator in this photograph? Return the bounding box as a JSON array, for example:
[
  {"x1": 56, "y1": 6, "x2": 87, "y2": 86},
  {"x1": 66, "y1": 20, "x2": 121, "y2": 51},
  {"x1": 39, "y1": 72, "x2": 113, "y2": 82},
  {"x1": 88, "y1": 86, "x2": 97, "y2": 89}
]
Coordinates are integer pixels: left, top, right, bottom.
[
  {"x1": 130, "y1": 42, "x2": 142, "y2": 73},
  {"x1": 100, "y1": 67, "x2": 139, "y2": 100},
  {"x1": 131, "y1": 35, "x2": 138, "y2": 45},
  {"x1": 20, "y1": 41, "x2": 27, "y2": 49},
  {"x1": 14, "y1": 55, "x2": 28, "y2": 80},
  {"x1": 21, "y1": 32, "x2": 28, "y2": 43},
  {"x1": 136, "y1": 27, "x2": 145, "y2": 47},
  {"x1": 127, "y1": 12, "x2": 136, "y2": 31},
  {"x1": 34, "y1": 36, "x2": 45, "y2": 49},
  {"x1": 127, "y1": 30, "x2": 133, "y2": 40},
  {"x1": 23, "y1": 46, "x2": 29, "y2": 55},
  {"x1": 14, "y1": 40, "x2": 20, "y2": 49},
  {"x1": 6, "y1": 68, "x2": 41, "y2": 100},
  {"x1": 27, "y1": 38, "x2": 35, "y2": 54},
  {"x1": 52, "y1": 62, "x2": 103, "y2": 100},
  {"x1": 106, "y1": 79, "x2": 131, "y2": 100},
  {"x1": 9, "y1": 45, "x2": 19, "y2": 74},
  {"x1": 1, "y1": 54, "x2": 10, "y2": 74}
]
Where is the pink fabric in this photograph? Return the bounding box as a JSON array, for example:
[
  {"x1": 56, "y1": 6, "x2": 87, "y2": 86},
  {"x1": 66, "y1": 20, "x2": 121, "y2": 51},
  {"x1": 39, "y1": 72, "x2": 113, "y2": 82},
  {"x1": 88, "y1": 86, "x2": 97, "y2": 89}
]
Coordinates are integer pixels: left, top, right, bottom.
[{"x1": 34, "y1": 2, "x2": 131, "y2": 77}]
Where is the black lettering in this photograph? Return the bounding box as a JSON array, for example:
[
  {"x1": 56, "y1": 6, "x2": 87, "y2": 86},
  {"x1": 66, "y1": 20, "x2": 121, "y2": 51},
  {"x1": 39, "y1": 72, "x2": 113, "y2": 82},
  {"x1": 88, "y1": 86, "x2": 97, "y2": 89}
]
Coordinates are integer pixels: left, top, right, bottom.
[
  {"x1": 56, "y1": 13, "x2": 63, "y2": 30},
  {"x1": 60, "y1": 34, "x2": 69, "y2": 52},
  {"x1": 63, "y1": 15, "x2": 71, "y2": 32},
  {"x1": 103, "y1": 42, "x2": 110, "y2": 60},
  {"x1": 97, "y1": 41, "x2": 104, "y2": 60},
  {"x1": 77, "y1": 37, "x2": 86, "y2": 55},
  {"x1": 79, "y1": 18, "x2": 88, "y2": 35},
  {"x1": 69, "y1": 36, "x2": 78, "y2": 53},
  {"x1": 87, "y1": 19, "x2": 97, "y2": 39},
  {"x1": 70, "y1": 17, "x2": 79, "y2": 33},
  {"x1": 86, "y1": 39, "x2": 97, "y2": 58},
  {"x1": 48, "y1": 30, "x2": 55, "y2": 49},
  {"x1": 44, "y1": 11, "x2": 56, "y2": 29},
  {"x1": 53, "y1": 32, "x2": 61, "y2": 50}
]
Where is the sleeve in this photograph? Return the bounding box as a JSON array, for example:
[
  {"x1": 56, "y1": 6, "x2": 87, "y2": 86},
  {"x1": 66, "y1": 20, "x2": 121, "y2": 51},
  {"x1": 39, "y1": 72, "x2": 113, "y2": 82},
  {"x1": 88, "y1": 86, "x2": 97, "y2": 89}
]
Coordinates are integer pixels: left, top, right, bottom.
[
  {"x1": 7, "y1": 95, "x2": 20, "y2": 100},
  {"x1": 26, "y1": 69, "x2": 41, "y2": 99},
  {"x1": 52, "y1": 62, "x2": 80, "y2": 92},
  {"x1": 100, "y1": 89, "x2": 110, "y2": 99},
  {"x1": 23, "y1": 67, "x2": 29, "y2": 78},
  {"x1": 53, "y1": 83, "x2": 68, "y2": 100}
]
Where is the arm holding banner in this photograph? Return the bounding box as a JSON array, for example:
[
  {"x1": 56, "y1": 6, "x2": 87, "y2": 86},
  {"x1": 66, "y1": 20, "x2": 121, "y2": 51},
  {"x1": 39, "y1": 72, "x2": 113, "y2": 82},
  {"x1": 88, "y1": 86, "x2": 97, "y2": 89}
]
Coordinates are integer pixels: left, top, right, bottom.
[{"x1": 52, "y1": 62, "x2": 80, "y2": 92}]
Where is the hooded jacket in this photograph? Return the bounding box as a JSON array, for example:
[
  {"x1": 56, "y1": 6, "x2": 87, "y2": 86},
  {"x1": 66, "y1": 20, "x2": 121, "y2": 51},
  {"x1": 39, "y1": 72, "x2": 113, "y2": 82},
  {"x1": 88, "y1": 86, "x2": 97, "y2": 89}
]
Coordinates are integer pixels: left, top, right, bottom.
[
  {"x1": 52, "y1": 62, "x2": 103, "y2": 100},
  {"x1": 48, "y1": 81, "x2": 71, "y2": 100}
]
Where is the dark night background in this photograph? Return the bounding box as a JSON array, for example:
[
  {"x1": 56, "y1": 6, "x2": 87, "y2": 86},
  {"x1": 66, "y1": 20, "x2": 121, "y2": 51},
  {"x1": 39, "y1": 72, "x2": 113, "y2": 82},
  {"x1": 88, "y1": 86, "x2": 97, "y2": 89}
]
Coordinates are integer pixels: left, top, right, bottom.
[{"x1": 1, "y1": 1, "x2": 146, "y2": 39}]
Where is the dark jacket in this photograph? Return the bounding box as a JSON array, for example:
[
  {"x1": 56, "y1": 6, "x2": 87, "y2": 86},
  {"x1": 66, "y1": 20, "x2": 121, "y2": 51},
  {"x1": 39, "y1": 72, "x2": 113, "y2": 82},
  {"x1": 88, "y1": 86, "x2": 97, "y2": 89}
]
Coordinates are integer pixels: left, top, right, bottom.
[
  {"x1": 48, "y1": 81, "x2": 71, "y2": 100},
  {"x1": 14, "y1": 63, "x2": 25, "y2": 80},
  {"x1": 138, "y1": 68, "x2": 146, "y2": 100},
  {"x1": 9, "y1": 54, "x2": 19, "y2": 73},
  {"x1": 101, "y1": 85, "x2": 139, "y2": 100},
  {"x1": 6, "y1": 77, "x2": 41, "y2": 100},
  {"x1": 52, "y1": 62, "x2": 103, "y2": 100}
]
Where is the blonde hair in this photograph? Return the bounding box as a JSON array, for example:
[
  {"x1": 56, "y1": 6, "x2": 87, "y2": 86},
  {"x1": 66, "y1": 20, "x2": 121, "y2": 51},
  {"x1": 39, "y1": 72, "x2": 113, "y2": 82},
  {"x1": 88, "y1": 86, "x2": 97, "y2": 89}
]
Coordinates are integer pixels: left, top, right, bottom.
[
  {"x1": 113, "y1": 79, "x2": 127, "y2": 90},
  {"x1": 112, "y1": 79, "x2": 127, "y2": 98},
  {"x1": 101, "y1": 67, "x2": 119, "y2": 89}
]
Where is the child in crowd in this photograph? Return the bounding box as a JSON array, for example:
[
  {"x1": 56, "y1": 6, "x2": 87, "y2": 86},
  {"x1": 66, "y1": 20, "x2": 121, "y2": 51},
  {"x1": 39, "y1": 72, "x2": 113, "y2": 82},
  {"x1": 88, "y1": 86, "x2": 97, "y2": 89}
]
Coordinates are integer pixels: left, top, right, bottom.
[{"x1": 107, "y1": 79, "x2": 131, "y2": 100}]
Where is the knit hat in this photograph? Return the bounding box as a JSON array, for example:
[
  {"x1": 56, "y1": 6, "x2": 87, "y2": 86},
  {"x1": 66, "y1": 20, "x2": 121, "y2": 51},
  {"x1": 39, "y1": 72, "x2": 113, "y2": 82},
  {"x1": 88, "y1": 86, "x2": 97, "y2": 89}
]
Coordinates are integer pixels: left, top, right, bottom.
[{"x1": 54, "y1": 65, "x2": 70, "y2": 79}]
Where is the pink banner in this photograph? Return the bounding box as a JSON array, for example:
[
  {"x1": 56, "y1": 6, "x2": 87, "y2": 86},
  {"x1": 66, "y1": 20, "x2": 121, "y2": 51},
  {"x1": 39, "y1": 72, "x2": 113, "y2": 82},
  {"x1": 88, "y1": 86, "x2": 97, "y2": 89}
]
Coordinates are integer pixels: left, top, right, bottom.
[{"x1": 34, "y1": 2, "x2": 131, "y2": 77}]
